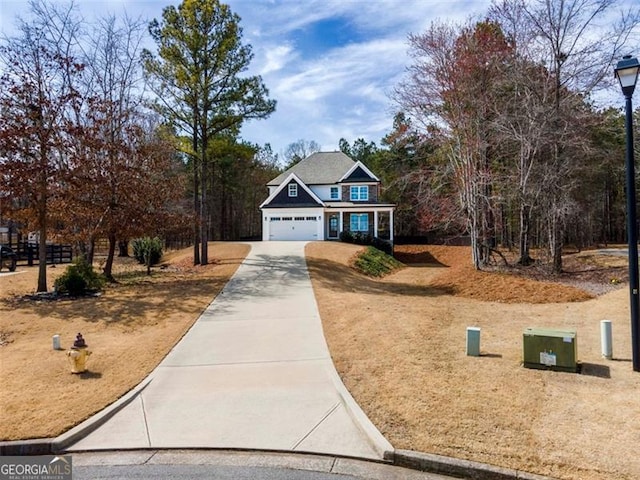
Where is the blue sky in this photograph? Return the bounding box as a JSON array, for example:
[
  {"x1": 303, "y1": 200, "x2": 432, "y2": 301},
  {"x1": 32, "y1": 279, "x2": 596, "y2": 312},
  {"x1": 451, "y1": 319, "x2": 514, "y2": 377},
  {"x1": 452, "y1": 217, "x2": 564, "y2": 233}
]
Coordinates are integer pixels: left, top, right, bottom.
[
  {"x1": 8, "y1": 0, "x2": 636, "y2": 160},
  {"x1": 228, "y1": 0, "x2": 494, "y2": 156},
  {"x1": 0, "y1": 0, "x2": 497, "y2": 158}
]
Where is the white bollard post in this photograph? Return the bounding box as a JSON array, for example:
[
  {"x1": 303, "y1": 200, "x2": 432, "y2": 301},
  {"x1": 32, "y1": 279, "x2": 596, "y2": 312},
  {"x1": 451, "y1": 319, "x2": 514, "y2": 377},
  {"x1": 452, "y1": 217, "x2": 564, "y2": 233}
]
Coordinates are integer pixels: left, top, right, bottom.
[
  {"x1": 601, "y1": 320, "x2": 612, "y2": 360},
  {"x1": 52, "y1": 334, "x2": 61, "y2": 350}
]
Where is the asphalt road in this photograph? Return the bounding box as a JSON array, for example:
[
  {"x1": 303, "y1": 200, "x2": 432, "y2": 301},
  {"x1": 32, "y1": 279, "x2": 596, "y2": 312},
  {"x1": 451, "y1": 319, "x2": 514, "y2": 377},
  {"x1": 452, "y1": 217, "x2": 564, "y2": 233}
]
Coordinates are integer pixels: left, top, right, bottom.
[
  {"x1": 71, "y1": 451, "x2": 458, "y2": 480},
  {"x1": 74, "y1": 464, "x2": 364, "y2": 480}
]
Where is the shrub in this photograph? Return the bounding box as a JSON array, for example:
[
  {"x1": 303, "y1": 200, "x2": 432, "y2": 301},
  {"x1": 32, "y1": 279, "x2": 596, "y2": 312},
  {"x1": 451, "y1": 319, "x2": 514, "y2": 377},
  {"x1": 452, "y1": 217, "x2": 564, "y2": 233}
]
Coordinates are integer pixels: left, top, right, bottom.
[
  {"x1": 353, "y1": 246, "x2": 404, "y2": 277},
  {"x1": 54, "y1": 257, "x2": 105, "y2": 296},
  {"x1": 340, "y1": 230, "x2": 394, "y2": 256},
  {"x1": 132, "y1": 237, "x2": 163, "y2": 266},
  {"x1": 352, "y1": 232, "x2": 373, "y2": 245},
  {"x1": 339, "y1": 231, "x2": 354, "y2": 243},
  {"x1": 372, "y1": 237, "x2": 393, "y2": 255}
]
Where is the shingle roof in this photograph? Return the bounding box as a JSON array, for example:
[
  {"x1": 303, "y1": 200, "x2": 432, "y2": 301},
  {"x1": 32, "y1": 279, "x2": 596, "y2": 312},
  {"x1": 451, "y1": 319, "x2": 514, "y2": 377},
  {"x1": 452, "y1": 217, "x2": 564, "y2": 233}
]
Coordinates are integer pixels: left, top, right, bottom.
[{"x1": 267, "y1": 151, "x2": 355, "y2": 186}]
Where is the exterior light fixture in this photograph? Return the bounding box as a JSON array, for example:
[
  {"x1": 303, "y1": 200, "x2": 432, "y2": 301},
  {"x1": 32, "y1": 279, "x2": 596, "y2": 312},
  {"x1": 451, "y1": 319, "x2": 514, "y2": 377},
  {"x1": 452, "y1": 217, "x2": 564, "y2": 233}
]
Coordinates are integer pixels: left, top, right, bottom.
[{"x1": 615, "y1": 54, "x2": 640, "y2": 372}]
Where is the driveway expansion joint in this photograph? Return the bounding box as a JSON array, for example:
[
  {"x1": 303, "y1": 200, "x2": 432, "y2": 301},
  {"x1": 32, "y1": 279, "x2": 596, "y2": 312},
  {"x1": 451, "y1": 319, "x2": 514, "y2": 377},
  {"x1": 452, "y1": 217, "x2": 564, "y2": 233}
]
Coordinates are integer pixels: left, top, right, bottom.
[
  {"x1": 158, "y1": 357, "x2": 330, "y2": 369},
  {"x1": 140, "y1": 396, "x2": 152, "y2": 448},
  {"x1": 291, "y1": 402, "x2": 340, "y2": 451}
]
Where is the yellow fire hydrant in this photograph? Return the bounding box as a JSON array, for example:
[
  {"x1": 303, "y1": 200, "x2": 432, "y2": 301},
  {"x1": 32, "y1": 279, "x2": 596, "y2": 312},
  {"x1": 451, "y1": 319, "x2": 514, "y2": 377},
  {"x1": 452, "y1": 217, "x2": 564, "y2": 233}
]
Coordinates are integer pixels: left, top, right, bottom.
[{"x1": 67, "y1": 333, "x2": 91, "y2": 374}]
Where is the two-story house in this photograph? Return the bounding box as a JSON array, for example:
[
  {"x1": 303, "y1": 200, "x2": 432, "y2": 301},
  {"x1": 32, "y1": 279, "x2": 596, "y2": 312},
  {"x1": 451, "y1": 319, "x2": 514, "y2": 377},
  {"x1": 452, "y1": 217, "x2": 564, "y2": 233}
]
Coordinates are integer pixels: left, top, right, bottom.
[{"x1": 260, "y1": 151, "x2": 395, "y2": 242}]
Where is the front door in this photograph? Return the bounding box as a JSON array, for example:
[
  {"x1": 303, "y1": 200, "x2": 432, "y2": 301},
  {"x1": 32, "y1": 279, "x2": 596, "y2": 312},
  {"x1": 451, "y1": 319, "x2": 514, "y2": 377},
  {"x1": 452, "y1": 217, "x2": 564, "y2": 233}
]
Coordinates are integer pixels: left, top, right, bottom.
[{"x1": 328, "y1": 213, "x2": 339, "y2": 239}]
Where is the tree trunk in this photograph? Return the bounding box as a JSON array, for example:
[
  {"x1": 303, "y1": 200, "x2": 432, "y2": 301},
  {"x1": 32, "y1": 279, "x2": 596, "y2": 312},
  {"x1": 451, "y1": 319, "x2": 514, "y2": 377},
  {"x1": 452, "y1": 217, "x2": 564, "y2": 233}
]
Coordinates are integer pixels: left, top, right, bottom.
[
  {"x1": 37, "y1": 207, "x2": 47, "y2": 292},
  {"x1": 200, "y1": 141, "x2": 209, "y2": 265},
  {"x1": 118, "y1": 240, "x2": 129, "y2": 257},
  {"x1": 221, "y1": 181, "x2": 228, "y2": 240},
  {"x1": 480, "y1": 151, "x2": 495, "y2": 264},
  {"x1": 103, "y1": 232, "x2": 117, "y2": 282},
  {"x1": 518, "y1": 204, "x2": 533, "y2": 265},
  {"x1": 36, "y1": 160, "x2": 47, "y2": 293},
  {"x1": 200, "y1": 170, "x2": 208, "y2": 265},
  {"x1": 193, "y1": 158, "x2": 200, "y2": 266},
  {"x1": 547, "y1": 208, "x2": 563, "y2": 274},
  {"x1": 87, "y1": 237, "x2": 95, "y2": 265},
  {"x1": 552, "y1": 218, "x2": 563, "y2": 273}
]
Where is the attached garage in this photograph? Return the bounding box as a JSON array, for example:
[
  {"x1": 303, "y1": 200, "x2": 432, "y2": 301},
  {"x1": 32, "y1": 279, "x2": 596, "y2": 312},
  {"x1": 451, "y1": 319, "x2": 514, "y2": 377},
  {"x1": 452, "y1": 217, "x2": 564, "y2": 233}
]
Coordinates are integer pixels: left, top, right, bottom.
[{"x1": 267, "y1": 215, "x2": 320, "y2": 241}]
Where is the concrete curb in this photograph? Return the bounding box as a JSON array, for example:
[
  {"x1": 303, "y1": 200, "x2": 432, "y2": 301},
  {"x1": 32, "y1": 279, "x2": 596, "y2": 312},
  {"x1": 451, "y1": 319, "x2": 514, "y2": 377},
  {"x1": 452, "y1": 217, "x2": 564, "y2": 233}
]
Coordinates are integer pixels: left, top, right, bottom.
[
  {"x1": 392, "y1": 449, "x2": 556, "y2": 480},
  {"x1": 0, "y1": 438, "x2": 56, "y2": 456},
  {"x1": 0, "y1": 377, "x2": 153, "y2": 456},
  {"x1": 324, "y1": 361, "x2": 395, "y2": 461},
  {"x1": 53, "y1": 376, "x2": 154, "y2": 452}
]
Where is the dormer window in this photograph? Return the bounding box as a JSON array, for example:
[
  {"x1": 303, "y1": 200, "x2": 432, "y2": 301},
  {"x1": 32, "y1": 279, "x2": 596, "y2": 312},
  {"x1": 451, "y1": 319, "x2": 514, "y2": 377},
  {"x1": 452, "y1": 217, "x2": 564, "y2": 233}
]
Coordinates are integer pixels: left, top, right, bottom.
[
  {"x1": 350, "y1": 185, "x2": 368, "y2": 201},
  {"x1": 288, "y1": 183, "x2": 298, "y2": 197}
]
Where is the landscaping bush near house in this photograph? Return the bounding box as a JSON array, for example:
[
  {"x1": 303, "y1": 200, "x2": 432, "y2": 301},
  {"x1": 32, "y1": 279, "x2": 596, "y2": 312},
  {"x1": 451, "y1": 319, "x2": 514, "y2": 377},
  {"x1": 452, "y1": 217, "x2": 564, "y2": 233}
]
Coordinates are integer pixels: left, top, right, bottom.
[
  {"x1": 340, "y1": 231, "x2": 394, "y2": 255},
  {"x1": 132, "y1": 237, "x2": 163, "y2": 266},
  {"x1": 353, "y1": 246, "x2": 404, "y2": 277},
  {"x1": 371, "y1": 236, "x2": 393, "y2": 255},
  {"x1": 54, "y1": 257, "x2": 105, "y2": 296}
]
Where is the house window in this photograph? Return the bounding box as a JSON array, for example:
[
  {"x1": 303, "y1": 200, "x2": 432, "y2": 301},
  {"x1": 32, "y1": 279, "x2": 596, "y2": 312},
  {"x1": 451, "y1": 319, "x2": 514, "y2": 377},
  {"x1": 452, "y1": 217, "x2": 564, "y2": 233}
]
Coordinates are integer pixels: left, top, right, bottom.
[
  {"x1": 330, "y1": 187, "x2": 339, "y2": 200},
  {"x1": 350, "y1": 213, "x2": 369, "y2": 232},
  {"x1": 350, "y1": 185, "x2": 368, "y2": 201},
  {"x1": 288, "y1": 183, "x2": 298, "y2": 197}
]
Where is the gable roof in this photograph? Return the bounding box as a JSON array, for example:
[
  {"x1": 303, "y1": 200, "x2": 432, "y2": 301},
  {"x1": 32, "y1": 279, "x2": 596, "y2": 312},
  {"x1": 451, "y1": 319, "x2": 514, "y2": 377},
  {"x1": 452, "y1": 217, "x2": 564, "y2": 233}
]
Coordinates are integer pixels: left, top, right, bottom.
[
  {"x1": 260, "y1": 173, "x2": 324, "y2": 209},
  {"x1": 267, "y1": 151, "x2": 356, "y2": 186},
  {"x1": 340, "y1": 161, "x2": 379, "y2": 183}
]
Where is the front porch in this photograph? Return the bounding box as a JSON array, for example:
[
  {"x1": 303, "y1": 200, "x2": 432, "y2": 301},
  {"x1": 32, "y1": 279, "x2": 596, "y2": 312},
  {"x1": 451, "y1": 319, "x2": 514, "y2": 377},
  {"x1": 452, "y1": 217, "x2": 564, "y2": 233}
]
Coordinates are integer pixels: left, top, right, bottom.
[{"x1": 324, "y1": 206, "x2": 394, "y2": 242}]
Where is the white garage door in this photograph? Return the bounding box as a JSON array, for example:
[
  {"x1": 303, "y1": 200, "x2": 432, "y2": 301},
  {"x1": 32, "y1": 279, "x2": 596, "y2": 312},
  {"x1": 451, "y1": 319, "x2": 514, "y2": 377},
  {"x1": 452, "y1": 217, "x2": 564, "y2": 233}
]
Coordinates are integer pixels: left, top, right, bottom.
[{"x1": 269, "y1": 215, "x2": 318, "y2": 241}]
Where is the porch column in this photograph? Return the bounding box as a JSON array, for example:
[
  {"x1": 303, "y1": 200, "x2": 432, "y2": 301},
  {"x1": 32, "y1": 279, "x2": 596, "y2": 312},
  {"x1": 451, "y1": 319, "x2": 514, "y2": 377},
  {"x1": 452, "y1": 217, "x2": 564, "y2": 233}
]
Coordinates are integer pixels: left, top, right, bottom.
[
  {"x1": 374, "y1": 210, "x2": 379, "y2": 237},
  {"x1": 389, "y1": 209, "x2": 394, "y2": 242},
  {"x1": 339, "y1": 211, "x2": 344, "y2": 235}
]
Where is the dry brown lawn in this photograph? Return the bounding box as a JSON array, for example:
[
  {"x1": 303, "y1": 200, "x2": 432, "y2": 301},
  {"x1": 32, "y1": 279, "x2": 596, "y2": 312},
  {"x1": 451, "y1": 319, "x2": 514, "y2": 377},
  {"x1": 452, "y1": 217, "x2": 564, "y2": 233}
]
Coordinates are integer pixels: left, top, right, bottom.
[
  {"x1": 1, "y1": 241, "x2": 638, "y2": 480},
  {"x1": 0, "y1": 243, "x2": 249, "y2": 441},
  {"x1": 306, "y1": 242, "x2": 640, "y2": 480}
]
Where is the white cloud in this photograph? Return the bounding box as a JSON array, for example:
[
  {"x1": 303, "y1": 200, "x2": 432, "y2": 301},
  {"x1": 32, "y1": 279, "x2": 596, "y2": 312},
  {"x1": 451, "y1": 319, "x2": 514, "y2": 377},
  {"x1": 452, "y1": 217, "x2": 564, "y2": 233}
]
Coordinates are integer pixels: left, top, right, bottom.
[
  {"x1": 228, "y1": 0, "x2": 491, "y2": 154},
  {"x1": 243, "y1": 31, "x2": 412, "y2": 154},
  {"x1": 259, "y1": 43, "x2": 296, "y2": 75}
]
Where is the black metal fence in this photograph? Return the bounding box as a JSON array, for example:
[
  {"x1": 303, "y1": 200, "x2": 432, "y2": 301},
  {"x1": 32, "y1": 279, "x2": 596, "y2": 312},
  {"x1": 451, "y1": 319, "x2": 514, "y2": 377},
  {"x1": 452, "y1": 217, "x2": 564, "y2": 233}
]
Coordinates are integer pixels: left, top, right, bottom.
[{"x1": 14, "y1": 243, "x2": 73, "y2": 266}]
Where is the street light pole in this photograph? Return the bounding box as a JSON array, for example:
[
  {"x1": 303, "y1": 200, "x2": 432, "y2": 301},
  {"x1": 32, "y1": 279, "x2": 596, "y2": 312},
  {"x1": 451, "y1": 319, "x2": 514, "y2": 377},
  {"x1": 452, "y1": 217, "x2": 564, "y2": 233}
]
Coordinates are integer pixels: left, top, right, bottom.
[{"x1": 615, "y1": 55, "x2": 640, "y2": 372}]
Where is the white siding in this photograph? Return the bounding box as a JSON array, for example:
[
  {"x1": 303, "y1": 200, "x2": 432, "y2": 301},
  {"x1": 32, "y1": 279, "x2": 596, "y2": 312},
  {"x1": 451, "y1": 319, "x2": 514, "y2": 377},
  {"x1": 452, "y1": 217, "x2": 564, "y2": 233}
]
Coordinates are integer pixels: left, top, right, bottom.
[{"x1": 310, "y1": 185, "x2": 340, "y2": 201}]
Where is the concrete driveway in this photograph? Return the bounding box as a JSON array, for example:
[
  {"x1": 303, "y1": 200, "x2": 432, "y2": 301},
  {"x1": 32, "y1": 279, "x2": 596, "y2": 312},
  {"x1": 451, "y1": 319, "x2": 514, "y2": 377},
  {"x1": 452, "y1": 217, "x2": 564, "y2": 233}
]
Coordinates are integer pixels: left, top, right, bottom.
[{"x1": 64, "y1": 242, "x2": 391, "y2": 460}]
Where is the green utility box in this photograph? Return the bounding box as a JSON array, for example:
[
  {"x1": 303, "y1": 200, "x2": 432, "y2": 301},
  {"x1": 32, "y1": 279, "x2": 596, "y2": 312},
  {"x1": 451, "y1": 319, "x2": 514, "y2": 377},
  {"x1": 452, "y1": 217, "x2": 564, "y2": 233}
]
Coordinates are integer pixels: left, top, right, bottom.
[{"x1": 523, "y1": 328, "x2": 578, "y2": 373}]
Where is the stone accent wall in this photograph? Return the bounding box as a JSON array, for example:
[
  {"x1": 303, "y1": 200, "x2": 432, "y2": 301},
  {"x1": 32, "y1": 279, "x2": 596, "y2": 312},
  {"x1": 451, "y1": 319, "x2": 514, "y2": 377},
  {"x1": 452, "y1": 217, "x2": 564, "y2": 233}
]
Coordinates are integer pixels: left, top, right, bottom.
[
  {"x1": 342, "y1": 184, "x2": 378, "y2": 202},
  {"x1": 369, "y1": 185, "x2": 379, "y2": 202}
]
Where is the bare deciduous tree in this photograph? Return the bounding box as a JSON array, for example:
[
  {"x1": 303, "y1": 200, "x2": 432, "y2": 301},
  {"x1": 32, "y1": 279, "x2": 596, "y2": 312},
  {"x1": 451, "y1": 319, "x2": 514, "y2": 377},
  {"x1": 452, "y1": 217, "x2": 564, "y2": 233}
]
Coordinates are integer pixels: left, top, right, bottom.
[
  {"x1": 508, "y1": 0, "x2": 639, "y2": 272},
  {"x1": 0, "y1": 15, "x2": 83, "y2": 292},
  {"x1": 283, "y1": 139, "x2": 320, "y2": 168}
]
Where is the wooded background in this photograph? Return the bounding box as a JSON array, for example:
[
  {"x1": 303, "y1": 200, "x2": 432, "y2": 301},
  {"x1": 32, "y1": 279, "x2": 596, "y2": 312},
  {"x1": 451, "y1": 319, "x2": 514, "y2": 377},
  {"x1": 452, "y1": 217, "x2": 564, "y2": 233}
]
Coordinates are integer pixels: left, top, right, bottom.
[{"x1": 0, "y1": 0, "x2": 639, "y2": 292}]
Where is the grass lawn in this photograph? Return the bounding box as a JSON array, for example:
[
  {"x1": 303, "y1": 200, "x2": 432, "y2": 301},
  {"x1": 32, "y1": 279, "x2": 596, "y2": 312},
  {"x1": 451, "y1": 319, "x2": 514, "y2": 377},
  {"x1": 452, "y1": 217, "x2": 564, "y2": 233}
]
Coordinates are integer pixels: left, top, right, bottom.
[
  {"x1": 306, "y1": 242, "x2": 639, "y2": 480},
  {"x1": 0, "y1": 243, "x2": 250, "y2": 441},
  {"x1": 1, "y1": 240, "x2": 638, "y2": 480}
]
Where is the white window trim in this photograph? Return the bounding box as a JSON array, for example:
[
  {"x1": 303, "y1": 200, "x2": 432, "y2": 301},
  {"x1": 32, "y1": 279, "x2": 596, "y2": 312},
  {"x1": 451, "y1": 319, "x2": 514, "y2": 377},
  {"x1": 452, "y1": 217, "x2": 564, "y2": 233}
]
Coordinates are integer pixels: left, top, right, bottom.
[
  {"x1": 350, "y1": 185, "x2": 369, "y2": 201},
  {"x1": 288, "y1": 184, "x2": 298, "y2": 197},
  {"x1": 350, "y1": 213, "x2": 369, "y2": 232},
  {"x1": 330, "y1": 186, "x2": 339, "y2": 200}
]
